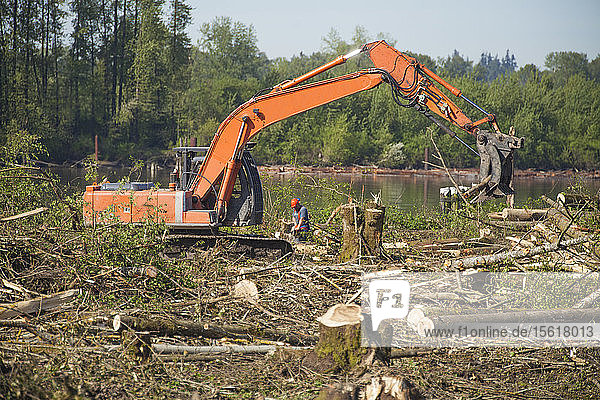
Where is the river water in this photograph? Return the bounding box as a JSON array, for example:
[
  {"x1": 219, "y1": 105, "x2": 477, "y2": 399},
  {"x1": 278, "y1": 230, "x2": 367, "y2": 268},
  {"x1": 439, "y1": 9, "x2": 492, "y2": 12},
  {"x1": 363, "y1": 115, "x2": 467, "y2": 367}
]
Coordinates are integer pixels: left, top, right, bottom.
[{"x1": 54, "y1": 166, "x2": 599, "y2": 209}]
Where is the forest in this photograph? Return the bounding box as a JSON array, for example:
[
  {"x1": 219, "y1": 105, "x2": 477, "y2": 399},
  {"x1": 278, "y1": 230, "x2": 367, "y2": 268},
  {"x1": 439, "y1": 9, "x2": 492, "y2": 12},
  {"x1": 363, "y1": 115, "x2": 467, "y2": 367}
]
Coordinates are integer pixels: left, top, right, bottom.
[{"x1": 1, "y1": 0, "x2": 600, "y2": 170}]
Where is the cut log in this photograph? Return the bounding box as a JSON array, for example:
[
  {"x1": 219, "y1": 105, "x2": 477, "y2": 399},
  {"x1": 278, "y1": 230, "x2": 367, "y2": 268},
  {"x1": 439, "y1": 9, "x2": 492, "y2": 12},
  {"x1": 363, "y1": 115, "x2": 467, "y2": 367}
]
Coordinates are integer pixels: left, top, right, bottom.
[
  {"x1": 152, "y1": 344, "x2": 287, "y2": 355},
  {"x1": 303, "y1": 304, "x2": 367, "y2": 373},
  {"x1": 112, "y1": 314, "x2": 315, "y2": 346},
  {"x1": 506, "y1": 236, "x2": 535, "y2": 248},
  {"x1": 500, "y1": 208, "x2": 548, "y2": 221},
  {"x1": 488, "y1": 211, "x2": 504, "y2": 220},
  {"x1": 540, "y1": 195, "x2": 588, "y2": 236},
  {"x1": 548, "y1": 210, "x2": 589, "y2": 238},
  {"x1": 487, "y1": 220, "x2": 536, "y2": 231},
  {"x1": 574, "y1": 288, "x2": 600, "y2": 309},
  {"x1": 0, "y1": 289, "x2": 79, "y2": 319},
  {"x1": 389, "y1": 348, "x2": 433, "y2": 358},
  {"x1": 407, "y1": 308, "x2": 425, "y2": 332},
  {"x1": 542, "y1": 195, "x2": 564, "y2": 210},
  {"x1": 0, "y1": 319, "x2": 31, "y2": 328},
  {"x1": 232, "y1": 279, "x2": 259, "y2": 302},
  {"x1": 156, "y1": 354, "x2": 219, "y2": 362},
  {"x1": 444, "y1": 236, "x2": 590, "y2": 269},
  {"x1": 533, "y1": 223, "x2": 559, "y2": 243},
  {"x1": 558, "y1": 192, "x2": 600, "y2": 209},
  {"x1": 463, "y1": 175, "x2": 492, "y2": 199}
]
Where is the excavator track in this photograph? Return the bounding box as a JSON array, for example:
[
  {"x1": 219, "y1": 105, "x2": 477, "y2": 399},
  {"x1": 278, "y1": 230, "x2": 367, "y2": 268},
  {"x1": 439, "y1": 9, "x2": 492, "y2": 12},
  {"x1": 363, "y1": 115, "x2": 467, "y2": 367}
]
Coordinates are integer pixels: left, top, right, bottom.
[{"x1": 165, "y1": 233, "x2": 293, "y2": 258}]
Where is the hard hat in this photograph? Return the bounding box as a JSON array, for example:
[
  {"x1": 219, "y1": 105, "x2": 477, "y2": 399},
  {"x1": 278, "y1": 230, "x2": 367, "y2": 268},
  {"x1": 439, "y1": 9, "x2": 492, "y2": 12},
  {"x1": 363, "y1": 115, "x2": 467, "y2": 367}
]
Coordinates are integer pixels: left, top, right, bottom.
[{"x1": 291, "y1": 198, "x2": 299, "y2": 208}]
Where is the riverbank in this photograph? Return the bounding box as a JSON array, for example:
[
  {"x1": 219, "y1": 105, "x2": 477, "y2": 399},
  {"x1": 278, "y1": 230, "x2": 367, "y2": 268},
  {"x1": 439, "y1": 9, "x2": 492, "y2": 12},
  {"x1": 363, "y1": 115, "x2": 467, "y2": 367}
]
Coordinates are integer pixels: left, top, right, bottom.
[
  {"x1": 36, "y1": 157, "x2": 600, "y2": 181},
  {"x1": 259, "y1": 165, "x2": 600, "y2": 180}
]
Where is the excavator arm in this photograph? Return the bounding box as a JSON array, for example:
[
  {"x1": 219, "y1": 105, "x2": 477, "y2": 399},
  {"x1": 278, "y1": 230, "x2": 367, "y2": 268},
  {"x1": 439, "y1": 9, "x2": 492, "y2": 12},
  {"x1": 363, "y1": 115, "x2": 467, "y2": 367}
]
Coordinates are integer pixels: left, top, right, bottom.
[
  {"x1": 364, "y1": 41, "x2": 524, "y2": 198},
  {"x1": 191, "y1": 41, "x2": 524, "y2": 221},
  {"x1": 191, "y1": 54, "x2": 385, "y2": 218}
]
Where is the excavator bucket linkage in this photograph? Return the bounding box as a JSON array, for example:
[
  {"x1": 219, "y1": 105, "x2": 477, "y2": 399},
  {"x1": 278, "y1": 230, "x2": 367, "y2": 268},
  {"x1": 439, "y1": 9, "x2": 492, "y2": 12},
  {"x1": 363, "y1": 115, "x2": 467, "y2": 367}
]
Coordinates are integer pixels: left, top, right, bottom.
[{"x1": 476, "y1": 130, "x2": 524, "y2": 201}]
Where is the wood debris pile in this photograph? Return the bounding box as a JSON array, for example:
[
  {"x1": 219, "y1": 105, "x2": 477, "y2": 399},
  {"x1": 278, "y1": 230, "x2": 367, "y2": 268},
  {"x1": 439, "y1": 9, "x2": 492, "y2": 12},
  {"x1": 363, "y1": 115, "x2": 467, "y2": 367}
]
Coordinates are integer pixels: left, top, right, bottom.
[{"x1": 0, "y1": 185, "x2": 599, "y2": 398}]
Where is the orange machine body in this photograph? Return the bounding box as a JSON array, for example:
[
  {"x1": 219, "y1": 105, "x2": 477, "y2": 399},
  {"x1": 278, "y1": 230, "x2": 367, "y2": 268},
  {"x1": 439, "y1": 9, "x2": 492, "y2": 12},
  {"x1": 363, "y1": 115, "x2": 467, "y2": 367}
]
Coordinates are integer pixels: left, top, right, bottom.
[{"x1": 83, "y1": 185, "x2": 217, "y2": 228}]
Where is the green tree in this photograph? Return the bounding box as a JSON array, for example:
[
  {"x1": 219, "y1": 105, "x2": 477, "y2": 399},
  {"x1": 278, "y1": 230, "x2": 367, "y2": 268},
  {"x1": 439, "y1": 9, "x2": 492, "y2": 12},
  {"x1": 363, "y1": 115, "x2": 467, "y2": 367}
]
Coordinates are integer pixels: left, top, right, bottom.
[
  {"x1": 545, "y1": 51, "x2": 589, "y2": 83},
  {"x1": 321, "y1": 28, "x2": 349, "y2": 55},
  {"x1": 322, "y1": 114, "x2": 370, "y2": 165},
  {"x1": 439, "y1": 50, "x2": 473, "y2": 78},
  {"x1": 117, "y1": 0, "x2": 169, "y2": 149},
  {"x1": 587, "y1": 55, "x2": 600, "y2": 82},
  {"x1": 167, "y1": 0, "x2": 192, "y2": 140},
  {"x1": 179, "y1": 17, "x2": 266, "y2": 146},
  {"x1": 198, "y1": 16, "x2": 267, "y2": 80}
]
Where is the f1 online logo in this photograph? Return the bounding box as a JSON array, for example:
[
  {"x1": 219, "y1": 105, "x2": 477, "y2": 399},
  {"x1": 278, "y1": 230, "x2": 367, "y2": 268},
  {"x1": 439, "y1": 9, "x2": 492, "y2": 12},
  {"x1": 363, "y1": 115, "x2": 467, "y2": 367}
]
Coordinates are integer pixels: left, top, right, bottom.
[{"x1": 369, "y1": 279, "x2": 411, "y2": 330}]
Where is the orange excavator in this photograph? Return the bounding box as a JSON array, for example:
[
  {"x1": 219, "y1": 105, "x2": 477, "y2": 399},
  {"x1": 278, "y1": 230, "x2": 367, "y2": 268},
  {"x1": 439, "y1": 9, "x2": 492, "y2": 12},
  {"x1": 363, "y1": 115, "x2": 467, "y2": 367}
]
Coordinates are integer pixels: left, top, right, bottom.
[{"x1": 84, "y1": 41, "x2": 524, "y2": 230}]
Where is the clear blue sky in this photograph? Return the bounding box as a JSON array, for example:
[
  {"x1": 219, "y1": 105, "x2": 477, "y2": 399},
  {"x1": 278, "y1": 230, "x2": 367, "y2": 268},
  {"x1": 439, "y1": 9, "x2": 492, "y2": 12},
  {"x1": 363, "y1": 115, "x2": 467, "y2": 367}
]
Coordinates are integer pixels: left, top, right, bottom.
[{"x1": 188, "y1": 0, "x2": 600, "y2": 68}]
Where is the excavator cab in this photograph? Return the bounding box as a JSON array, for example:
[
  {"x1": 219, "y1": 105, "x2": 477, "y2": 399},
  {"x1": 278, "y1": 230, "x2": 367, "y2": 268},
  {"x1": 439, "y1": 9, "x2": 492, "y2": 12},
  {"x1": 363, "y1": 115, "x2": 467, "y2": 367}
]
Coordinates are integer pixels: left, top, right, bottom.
[
  {"x1": 171, "y1": 146, "x2": 208, "y2": 191},
  {"x1": 171, "y1": 145, "x2": 263, "y2": 226}
]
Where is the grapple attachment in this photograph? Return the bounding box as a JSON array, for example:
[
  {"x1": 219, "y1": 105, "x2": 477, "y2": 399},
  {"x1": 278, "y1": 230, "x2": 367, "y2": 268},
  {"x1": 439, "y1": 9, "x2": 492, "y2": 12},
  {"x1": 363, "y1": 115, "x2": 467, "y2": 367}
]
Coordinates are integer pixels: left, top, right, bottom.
[{"x1": 476, "y1": 130, "x2": 524, "y2": 201}]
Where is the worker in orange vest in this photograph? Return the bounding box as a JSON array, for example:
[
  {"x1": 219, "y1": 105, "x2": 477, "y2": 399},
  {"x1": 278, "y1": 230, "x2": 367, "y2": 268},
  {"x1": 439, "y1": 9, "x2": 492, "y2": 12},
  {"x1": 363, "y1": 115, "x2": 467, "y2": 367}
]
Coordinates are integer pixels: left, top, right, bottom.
[{"x1": 291, "y1": 198, "x2": 310, "y2": 242}]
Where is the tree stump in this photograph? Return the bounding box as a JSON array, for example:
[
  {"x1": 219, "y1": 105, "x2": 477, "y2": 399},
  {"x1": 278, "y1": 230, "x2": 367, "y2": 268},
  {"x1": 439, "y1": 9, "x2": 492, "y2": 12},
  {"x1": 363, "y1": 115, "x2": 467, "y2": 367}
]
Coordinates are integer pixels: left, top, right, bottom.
[
  {"x1": 303, "y1": 304, "x2": 367, "y2": 373},
  {"x1": 363, "y1": 202, "x2": 385, "y2": 256},
  {"x1": 364, "y1": 376, "x2": 421, "y2": 399},
  {"x1": 339, "y1": 203, "x2": 364, "y2": 262},
  {"x1": 338, "y1": 202, "x2": 386, "y2": 261}
]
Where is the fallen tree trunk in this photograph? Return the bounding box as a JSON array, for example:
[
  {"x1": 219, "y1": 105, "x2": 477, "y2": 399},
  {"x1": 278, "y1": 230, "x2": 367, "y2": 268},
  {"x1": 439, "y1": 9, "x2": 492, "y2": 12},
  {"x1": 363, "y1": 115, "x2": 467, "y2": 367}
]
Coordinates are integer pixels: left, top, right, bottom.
[
  {"x1": 541, "y1": 195, "x2": 590, "y2": 238},
  {"x1": 412, "y1": 308, "x2": 600, "y2": 337},
  {"x1": 0, "y1": 289, "x2": 79, "y2": 319},
  {"x1": 533, "y1": 222, "x2": 559, "y2": 243},
  {"x1": 443, "y1": 236, "x2": 591, "y2": 269},
  {"x1": 151, "y1": 343, "x2": 303, "y2": 355},
  {"x1": 574, "y1": 288, "x2": 600, "y2": 309},
  {"x1": 558, "y1": 192, "x2": 600, "y2": 209},
  {"x1": 0, "y1": 319, "x2": 31, "y2": 328},
  {"x1": 113, "y1": 314, "x2": 316, "y2": 346},
  {"x1": 547, "y1": 210, "x2": 589, "y2": 238},
  {"x1": 487, "y1": 220, "x2": 537, "y2": 231}
]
